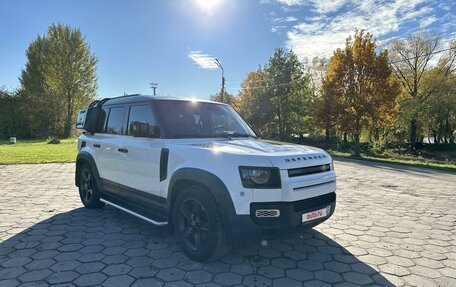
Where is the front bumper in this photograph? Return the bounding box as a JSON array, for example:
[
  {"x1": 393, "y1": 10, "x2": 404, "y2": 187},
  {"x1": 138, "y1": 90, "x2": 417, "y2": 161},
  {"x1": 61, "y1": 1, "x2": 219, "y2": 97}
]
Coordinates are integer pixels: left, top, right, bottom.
[{"x1": 227, "y1": 192, "x2": 336, "y2": 240}]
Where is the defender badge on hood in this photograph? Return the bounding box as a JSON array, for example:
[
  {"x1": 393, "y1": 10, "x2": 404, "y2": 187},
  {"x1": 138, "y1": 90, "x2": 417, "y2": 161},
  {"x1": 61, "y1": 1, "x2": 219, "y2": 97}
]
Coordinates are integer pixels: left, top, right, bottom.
[{"x1": 285, "y1": 154, "x2": 327, "y2": 162}]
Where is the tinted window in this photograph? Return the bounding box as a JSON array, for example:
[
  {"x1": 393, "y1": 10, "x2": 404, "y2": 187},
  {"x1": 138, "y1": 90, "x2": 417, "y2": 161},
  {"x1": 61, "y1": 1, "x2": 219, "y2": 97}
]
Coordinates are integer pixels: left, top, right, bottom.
[
  {"x1": 106, "y1": 107, "x2": 126, "y2": 135},
  {"x1": 97, "y1": 107, "x2": 109, "y2": 132},
  {"x1": 154, "y1": 101, "x2": 256, "y2": 139},
  {"x1": 128, "y1": 105, "x2": 157, "y2": 137}
]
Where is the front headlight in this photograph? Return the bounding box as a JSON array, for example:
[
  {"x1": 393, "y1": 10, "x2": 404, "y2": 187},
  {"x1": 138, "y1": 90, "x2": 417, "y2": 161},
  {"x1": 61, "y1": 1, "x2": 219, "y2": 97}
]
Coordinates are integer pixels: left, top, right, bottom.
[{"x1": 239, "y1": 166, "x2": 281, "y2": 189}]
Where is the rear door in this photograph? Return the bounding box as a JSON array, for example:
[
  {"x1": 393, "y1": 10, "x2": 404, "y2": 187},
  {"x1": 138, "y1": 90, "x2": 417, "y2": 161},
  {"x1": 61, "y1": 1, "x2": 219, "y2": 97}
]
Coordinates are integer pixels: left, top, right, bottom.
[
  {"x1": 96, "y1": 105, "x2": 128, "y2": 186},
  {"x1": 118, "y1": 103, "x2": 164, "y2": 197}
]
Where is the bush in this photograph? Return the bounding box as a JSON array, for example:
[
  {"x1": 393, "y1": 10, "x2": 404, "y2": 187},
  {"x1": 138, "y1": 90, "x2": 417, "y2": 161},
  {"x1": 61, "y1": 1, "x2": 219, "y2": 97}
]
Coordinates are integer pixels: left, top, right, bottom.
[{"x1": 47, "y1": 138, "x2": 61, "y2": 144}]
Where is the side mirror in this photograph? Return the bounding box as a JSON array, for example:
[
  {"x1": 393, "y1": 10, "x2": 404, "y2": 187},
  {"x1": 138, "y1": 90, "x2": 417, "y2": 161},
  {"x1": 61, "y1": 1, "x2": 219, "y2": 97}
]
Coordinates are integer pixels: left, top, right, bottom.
[{"x1": 130, "y1": 121, "x2": 160, "y2": 138}]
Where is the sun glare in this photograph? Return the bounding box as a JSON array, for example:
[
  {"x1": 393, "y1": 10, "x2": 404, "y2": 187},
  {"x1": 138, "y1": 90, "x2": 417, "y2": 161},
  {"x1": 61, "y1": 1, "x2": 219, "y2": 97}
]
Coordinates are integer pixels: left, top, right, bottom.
[{"x1": 194, "y1": 0, "x2": 223, "y2": 14}]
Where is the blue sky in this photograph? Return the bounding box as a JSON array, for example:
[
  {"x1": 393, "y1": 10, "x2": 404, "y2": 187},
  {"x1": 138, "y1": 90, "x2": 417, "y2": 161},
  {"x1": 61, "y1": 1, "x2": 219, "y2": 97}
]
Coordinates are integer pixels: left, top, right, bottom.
[{"x1": 0, "y1": 0, "x2": 455, "y2": 99}]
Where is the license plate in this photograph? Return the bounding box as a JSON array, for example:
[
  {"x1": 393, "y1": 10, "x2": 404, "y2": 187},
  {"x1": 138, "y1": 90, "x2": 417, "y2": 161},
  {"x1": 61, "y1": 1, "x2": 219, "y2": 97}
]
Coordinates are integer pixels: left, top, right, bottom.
[{"x1": 302, "y1": 206, "x2": 331, "y2": 222}]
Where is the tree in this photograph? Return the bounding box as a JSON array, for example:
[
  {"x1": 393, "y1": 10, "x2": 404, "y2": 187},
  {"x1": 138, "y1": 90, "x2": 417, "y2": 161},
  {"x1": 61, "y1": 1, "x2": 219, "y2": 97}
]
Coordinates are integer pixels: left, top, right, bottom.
[
  {"x1": 237, "y1": 48, "x2": 313, "y2": 140},
  {"x1": 236, "y1": 70, "x2": 276, "y2": 136},
  {"x1": 421, "y1": 43, "x2": 456, "y2": 144},
  {"x1": 322, "y1": 30, "x2": 401, "y2": 156},
  {"x1": 0, "y1": 88, "x2": 16, "y2": 137},
  {"x1": 210, "y1": 91, "x2": 237, "y2": 107},
  {"x1": 389, "y1": 34, "x2": 456, "y2": 151},
  {"x1": 20, "y1": 23, "x2": 98, "y2": 138},
  {"x1": 309, "y1": 57, "x2": 339, "y2": 142}
]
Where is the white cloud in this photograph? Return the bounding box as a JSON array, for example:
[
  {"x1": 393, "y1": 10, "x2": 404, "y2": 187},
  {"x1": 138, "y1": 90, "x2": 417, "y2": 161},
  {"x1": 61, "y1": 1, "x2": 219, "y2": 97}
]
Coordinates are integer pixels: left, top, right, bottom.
[
  {"x1": 271, "y1": 25, "x2": 287, "y2": 32},
  {"x1": 273, "y1": 16, "x2": 298, "y2": 22},
  {"x1": 284, "y1": 0, "x2": 437, "y2": 60},
  {"x1": 271, "y1": 0, "x2": 348, "y2": 13},
  {"x1": 188, "y1": 51, "x2": 218, "y2": 69},
  {"x1": 420, "y1": 16, "x2": 437, "y2": 28},
  {"x1": 274, "y1": 0, "x2": 305, "y2": 6},
  {"x1": 311, "y1": 0, "x2": 348, "y2": 14}
]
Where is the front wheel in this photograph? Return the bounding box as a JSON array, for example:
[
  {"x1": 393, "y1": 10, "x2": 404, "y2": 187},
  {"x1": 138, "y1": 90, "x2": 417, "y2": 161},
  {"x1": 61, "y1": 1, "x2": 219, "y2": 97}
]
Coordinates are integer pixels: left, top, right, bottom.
[
  {"x1": 173, "y1": 185, "x2": 230, "y2": 261},
  {"x1": 78, "y1": 164, "x2": 104, "y2": 209}
]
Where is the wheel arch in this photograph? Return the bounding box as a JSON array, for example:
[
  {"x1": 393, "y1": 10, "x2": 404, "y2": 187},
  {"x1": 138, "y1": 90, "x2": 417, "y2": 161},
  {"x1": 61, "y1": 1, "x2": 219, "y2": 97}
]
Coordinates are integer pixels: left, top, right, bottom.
[
  {"x1": 75, "y1": 152, "x2": 102, "y2": 188},
  {"x1": 167, "y1": 168, "x2": 237, "y2": 232}
]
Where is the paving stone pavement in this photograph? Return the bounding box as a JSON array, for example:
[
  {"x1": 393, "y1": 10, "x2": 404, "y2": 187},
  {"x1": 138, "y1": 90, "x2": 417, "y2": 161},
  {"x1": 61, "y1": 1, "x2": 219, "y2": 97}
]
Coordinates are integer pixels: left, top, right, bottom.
[{"x1": 0, "y1": 160, "x2": 455, "y2": 287}]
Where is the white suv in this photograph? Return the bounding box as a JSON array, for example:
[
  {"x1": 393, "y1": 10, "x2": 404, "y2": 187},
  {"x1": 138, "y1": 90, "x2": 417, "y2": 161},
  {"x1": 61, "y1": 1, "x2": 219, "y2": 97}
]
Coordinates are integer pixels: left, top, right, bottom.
[{"x1": 75, "y1": 94, "x2": 337, "y2": 261}]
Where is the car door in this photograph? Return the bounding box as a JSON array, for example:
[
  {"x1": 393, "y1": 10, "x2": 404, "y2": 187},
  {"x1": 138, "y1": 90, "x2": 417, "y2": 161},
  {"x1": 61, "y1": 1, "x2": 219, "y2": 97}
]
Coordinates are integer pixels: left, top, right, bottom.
[
  {"x1": 95, "y1": 105, "x2": 128, "y2": 188},
  {"x1": 118, "y1": 103, "x2": 164, "y2": 198}
]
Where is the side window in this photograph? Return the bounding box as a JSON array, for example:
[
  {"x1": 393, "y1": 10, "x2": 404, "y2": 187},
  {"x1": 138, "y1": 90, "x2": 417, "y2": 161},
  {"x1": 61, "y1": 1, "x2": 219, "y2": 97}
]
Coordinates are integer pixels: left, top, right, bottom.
[
  {"x1": 127, "y1": 105, "x2": 158, "y2": 137},
  {"x1": 97, "y1": 107, "x2": 109, "y2": 133},
  {"x1": 106, "y1": 107, "x2": 126, "y2": 135}
]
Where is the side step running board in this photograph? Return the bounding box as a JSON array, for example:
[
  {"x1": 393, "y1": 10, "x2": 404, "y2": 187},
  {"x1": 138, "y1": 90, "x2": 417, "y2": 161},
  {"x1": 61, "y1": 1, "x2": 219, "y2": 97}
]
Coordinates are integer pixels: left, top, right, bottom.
[{"x1": 100, "y1": 198, "x2": 168, "y2": 226}]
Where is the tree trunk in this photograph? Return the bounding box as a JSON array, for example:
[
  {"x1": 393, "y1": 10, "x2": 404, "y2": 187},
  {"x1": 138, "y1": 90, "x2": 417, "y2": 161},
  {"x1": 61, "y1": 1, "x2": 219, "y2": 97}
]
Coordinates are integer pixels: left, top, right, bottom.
[
  {"x1": 63, "y1": 94, "x2": 73, "y2": 138},
  {"x1": 325, "y1": 128, "x2": 330, "y2": 143},
  {"x1": 343, "y1": 132, "x2": 348, "y2": 143},
  {"x1": 410, "y1": 118, "x2": 417, "y2": 153},
  {"x1": 278, "y1": 98, "x2": 283, "y2": 141},
  {"x1": 353, "y1": 133, "x2": 360, "y2": 157}
]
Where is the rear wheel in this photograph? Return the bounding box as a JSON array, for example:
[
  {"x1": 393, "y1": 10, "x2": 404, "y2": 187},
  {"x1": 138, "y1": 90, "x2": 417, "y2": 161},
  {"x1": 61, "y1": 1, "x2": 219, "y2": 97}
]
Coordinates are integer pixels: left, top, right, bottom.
[
  {"x1": 173, "y1": 185, "x2": 230, "y2": 261},
  {"x1": 78, "y1": 164, "x2": 104, "y2": 209}
]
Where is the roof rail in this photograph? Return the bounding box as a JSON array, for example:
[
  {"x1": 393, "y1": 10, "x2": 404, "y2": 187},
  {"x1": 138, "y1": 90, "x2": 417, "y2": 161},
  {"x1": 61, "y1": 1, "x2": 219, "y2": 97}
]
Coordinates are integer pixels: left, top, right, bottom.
[
  {"x1": 88, "y1": 97, "x2": 111, "y2": 108},
  {"x1": 112, "y1": 94, "x2": 142, "y2": 100},
  {"x1": 88, "y1": 94, "x2": 143, "y2": 108}
]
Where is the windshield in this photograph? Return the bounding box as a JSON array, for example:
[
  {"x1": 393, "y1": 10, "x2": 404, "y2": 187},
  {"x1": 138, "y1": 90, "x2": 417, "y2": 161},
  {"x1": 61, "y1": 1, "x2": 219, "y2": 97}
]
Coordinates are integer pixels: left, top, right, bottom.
[{"x1": 155, "y1": 100, "x2": 257, "y2": 139}]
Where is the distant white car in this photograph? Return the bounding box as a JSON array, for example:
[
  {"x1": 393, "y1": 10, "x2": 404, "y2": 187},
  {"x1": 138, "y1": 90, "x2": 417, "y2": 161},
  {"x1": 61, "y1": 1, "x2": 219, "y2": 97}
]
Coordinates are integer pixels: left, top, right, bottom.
[{"x1": 75, "y1": 94, "x2": 337, "y2": 261}]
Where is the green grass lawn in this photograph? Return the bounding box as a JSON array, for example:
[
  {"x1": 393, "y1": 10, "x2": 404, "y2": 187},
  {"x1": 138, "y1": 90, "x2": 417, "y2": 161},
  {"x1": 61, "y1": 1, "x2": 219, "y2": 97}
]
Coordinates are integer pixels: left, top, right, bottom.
[{"x1": 0, "y1": 139, "x2": 77, "y2": 164}]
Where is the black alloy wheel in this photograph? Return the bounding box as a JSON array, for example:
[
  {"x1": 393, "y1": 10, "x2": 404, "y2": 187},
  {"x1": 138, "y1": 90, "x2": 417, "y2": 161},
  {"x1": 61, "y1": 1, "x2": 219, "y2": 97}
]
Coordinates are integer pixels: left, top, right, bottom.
[
  {"x1": 173, "y1": 185, "x2": 229, "y2": 261},
  {"x1": 78, "y1": 164, "x2": 104, "y2": 209},
  {"x1": 178, "y1": 197, "x2": 210, "y2": 252}
]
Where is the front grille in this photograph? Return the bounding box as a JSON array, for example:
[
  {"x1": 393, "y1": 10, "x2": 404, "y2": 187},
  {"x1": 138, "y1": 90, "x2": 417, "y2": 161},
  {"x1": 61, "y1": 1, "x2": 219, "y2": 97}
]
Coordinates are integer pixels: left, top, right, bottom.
[
  {"x1": 293, "y1": 192, "x2": 336, "y2": 212},
  {"x1": 255, "y1": 209, "x2": 280, "y2": 218},
  {"x1": 288, "y1": 164, "x2": 330, "y2": 177}
]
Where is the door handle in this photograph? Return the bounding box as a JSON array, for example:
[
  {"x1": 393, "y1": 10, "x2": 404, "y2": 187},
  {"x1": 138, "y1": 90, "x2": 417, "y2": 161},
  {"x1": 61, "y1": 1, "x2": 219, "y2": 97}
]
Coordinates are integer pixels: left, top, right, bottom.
[
  {"x1": 93, "y1": 144, "x2": 101, "y2": 148},
  {"x1": 117, "y1": 148, "x2": 128, "y2": 153}
]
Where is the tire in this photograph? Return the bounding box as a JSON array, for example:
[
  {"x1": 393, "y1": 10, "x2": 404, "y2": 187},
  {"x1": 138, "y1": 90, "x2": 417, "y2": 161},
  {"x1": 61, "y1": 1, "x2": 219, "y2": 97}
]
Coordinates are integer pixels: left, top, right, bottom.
[
  {"x1": 78, "y1": 164, "x2": 104, "y2": 209},
  {"x1": 173, "y1": 185, "x2": 230, "y2": 261}
]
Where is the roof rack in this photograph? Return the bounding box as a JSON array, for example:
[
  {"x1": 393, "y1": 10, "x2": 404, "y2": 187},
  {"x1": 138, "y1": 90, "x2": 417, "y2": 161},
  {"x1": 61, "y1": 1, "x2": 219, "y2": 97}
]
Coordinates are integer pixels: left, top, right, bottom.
[
  {"x1": 88, "y1": 94, "x2": 144, "y2": 108},
  {"x1": 112, "y1": 94, "x2": 141, "y2": 99},
  {"x1": 88, "y1": 97, "x2": 111, "y2": 108}
]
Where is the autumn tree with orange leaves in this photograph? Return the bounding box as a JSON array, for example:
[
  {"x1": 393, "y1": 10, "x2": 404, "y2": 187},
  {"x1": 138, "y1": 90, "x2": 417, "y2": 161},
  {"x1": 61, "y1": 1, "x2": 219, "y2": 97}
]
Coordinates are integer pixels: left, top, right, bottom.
[{"x1": 317, "y1": 31, "x2": 400, "y2": 156}]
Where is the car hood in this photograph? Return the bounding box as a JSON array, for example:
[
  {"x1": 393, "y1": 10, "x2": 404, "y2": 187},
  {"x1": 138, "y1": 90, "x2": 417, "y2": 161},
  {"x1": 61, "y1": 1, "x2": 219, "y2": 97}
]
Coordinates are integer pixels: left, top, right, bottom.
[{"x1": 168, "y1": 138, "x2": 331, "y2": 169}]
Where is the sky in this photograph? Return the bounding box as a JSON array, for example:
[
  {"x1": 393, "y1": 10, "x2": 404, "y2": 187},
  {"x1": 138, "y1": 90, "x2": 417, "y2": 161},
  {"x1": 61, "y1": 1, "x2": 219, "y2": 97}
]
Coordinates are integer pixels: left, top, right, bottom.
[{"x1": 0, "y1": 0, "x2": 455, "y2": 99}]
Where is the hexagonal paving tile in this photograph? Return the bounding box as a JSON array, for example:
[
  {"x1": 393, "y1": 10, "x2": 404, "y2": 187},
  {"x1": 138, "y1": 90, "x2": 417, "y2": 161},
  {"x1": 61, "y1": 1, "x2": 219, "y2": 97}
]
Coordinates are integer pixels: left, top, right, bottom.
[
  {"x1": 0, "y1": 162, "x2": 455, "y2": 287},
  {"x1": 156, "y1": 267, "x2": 186, "y2": 281}
]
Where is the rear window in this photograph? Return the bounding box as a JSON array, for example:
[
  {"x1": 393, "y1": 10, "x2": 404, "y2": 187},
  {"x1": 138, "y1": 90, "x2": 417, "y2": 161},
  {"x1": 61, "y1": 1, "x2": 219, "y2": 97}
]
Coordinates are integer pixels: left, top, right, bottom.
[
  {"x1": 106, "y1": 106, "x2": 126, "y2": 135},
  {"x1": 127, "y1": 105, "x2": 157, "y2": 137},
  {"x1": 97, "y1": 107, "x2": 109, "y2": 132}
]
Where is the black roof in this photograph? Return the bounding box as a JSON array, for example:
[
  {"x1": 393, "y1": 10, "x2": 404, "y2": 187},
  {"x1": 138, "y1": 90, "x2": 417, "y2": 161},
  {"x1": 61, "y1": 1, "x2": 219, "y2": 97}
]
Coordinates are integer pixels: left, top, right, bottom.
[{"x1": 91, "y1": 94, "x2": 224, "y2": 107}]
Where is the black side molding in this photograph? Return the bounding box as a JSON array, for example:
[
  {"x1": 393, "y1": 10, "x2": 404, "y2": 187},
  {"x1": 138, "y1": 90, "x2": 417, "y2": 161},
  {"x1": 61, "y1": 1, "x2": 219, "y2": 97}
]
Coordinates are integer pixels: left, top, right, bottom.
[{"x1": 160, "y1": 148, "x2": 169, "y2": 181}]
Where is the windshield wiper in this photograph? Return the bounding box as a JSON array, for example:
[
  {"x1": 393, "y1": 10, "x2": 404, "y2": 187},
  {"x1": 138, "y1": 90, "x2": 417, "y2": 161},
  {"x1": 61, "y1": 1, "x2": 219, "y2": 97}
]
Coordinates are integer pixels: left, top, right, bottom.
[{"x1": 216, "y1": 132, "x2": 258, "y2": 139}]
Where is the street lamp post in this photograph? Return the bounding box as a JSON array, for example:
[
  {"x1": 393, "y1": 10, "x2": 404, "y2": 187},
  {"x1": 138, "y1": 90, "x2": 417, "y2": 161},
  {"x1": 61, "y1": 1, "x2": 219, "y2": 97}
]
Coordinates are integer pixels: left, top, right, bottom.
[{"x1": 214, "y1": 59, "x2": 225, "y2": 103}]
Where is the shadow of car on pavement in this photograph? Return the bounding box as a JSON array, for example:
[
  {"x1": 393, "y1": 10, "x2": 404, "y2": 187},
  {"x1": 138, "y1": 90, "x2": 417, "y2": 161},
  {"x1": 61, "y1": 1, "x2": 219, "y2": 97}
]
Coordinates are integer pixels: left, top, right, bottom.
[{"x1": 0, "y1": 206, "x2": 395, "y2": 286}]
